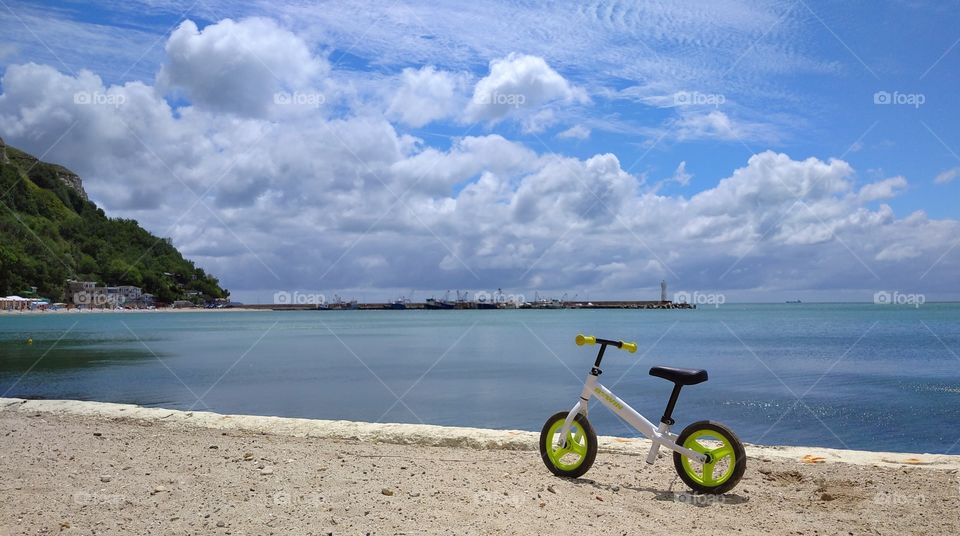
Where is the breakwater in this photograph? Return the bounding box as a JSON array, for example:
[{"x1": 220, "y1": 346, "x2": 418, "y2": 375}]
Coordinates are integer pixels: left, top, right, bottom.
[{"x1": 244, "y1": 300, "x2": 695, "y2": 311}]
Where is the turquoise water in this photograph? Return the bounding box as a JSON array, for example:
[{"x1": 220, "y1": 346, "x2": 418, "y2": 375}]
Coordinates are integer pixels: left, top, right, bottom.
[{"x1": 1, "y1": 304, "x2": 958, "y2": 454}]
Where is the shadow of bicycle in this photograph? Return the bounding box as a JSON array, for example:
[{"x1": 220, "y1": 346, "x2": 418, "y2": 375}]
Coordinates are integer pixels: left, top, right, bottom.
[{"x1": 567, "y1": 477, "x2": 749, "y2": 507}]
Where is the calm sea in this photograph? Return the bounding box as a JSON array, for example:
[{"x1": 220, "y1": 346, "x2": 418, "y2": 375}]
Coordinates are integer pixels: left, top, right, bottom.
[{"x1": 1, "y1": 304, "x2": 958, "y2": 454}]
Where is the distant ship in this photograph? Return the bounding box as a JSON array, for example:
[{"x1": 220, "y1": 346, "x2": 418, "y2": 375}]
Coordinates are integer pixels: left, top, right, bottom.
[
  {"x1": 331, "y1": 295, "x2": 358, "y2": 310},
  {"x1": 785, "y1": 299, "x2": 802, "y2": 304},
  {"x1": 388, "y1": 296, "x2": 409, "y2": 310},
  {"x1": 530, "y1": 292, "x2": 565, "y2": 309},
  {"x1": 425, "y1": 297, "x2": 455, "y2": 309}
]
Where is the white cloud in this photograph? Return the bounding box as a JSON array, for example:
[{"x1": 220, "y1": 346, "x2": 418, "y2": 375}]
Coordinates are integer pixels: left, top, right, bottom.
[
  {"x1": 875, "y1": 244, "x2": 922, "y2": 261},
  {"x1": 934, "y1": 167, "x2": 959, "y2": 185},
  {"x1": 157, "y1": 18, "x2": 327, "y2": 117},
  {"x1": 464, "y1": 53, "x2": 588, "y2": 123},
  {"x1": 2, "y1": 18, "x2": 959, "y2": 299},
  {"x1": 857, "y1": 176, "x2": 907, "y2": 203},
  {"x1": 0, "y1": 1, "x2": 838, "y2": 149},
  {"x1": 670, "y1": 161, "x2": 692, "y2": 186},
  {"x1": 670, "y1": 110, "x2": 777, "y2": 143},
  {"x1": 557, "y1": 125, "x2": 590, "y2": 140},
  {"x1": 520, "y1": 108, "x2": 557, "y2": 134},
  {"x1": 386, "y1": 65, "x2": 465, "y2": 127}
]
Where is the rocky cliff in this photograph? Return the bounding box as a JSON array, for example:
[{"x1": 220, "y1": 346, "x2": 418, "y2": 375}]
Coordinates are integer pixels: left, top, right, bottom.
[
  {"x1": 1, "y1": 140, "x2": 89, "y2": 202},
  {"x1": 0, "y1": 141, "x2": 227, "y2": 301}
]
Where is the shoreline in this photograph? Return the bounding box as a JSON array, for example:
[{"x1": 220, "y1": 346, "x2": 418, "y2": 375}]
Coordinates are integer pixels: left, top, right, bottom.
[
  {"x1": 4, "y1": 397, "x2": 959, "y2": 469},
  {"x1": 3, "y1": 397, "x2": 959, "y2": 534},
  {"x1": 0, "y1": 307, "x2": 264, "y2": 315}
]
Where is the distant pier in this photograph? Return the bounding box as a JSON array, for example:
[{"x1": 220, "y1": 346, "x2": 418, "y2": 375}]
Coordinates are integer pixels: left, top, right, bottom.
[{"x1": 246, "y1": 300, "x2": 695, "y2": 311}]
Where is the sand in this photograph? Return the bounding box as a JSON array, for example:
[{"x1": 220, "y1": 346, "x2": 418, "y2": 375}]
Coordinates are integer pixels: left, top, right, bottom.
[{"x1": 2, "y1": 398, "x2": 959, "y2": 535}]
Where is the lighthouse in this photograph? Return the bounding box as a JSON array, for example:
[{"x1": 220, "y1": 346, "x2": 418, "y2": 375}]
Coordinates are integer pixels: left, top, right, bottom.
[{"x1": 660, "y1": 280, "x2": 668, "y2": 303}]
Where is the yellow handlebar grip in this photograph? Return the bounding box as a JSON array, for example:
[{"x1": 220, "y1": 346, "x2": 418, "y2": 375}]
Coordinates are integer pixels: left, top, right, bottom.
[
  {"x1": 575, "y1": 334, "x2": 596, "y2": 346},
  {"x1": 621, "y1": 341, "x2": 638, "y2": 353}
]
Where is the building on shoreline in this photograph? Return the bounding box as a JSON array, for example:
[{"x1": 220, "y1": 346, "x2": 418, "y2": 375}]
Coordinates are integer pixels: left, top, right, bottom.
[
  {"x1": 0, "y1": 295, "x2": 48, "y2": 311},
  {"x1": 67, "y1": 280, "x2": 153, "y2": 309}
]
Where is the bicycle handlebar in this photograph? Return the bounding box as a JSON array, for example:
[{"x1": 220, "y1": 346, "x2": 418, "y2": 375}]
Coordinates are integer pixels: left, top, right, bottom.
[{"x1": 575, "y1": 334, "x2": 637, "y2": 353}]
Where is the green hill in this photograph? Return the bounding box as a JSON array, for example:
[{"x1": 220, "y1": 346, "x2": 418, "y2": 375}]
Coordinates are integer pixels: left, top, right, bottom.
[{"x1": 0, "y1": 137, "x2": 228, "y2": 304}]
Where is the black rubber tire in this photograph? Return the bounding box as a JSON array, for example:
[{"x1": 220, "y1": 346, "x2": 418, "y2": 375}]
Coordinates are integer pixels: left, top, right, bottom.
[
  {"x1": 673, "y1": 420, "x2": 746, "y2": 494},
  {"x1": 539, "y1": 411, "x2": 597, "y2": 478}
]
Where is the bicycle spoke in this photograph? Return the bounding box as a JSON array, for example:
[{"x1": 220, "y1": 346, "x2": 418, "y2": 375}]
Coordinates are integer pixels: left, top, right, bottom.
[
  {"x1": 687, "y1": 440, "x2": 709, "y2": 455},
  {"x1": 568, "y1": 436, "x2": 586, "y2": 456},
  {"x1": 701, "y1": 461, "x2": 716, "y2": 485},
  {"x1": 711, "y1": 446, "x2": 733, "y2": 460}
]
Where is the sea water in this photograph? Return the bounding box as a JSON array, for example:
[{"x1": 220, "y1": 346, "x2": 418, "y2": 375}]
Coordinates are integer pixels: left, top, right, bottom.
[{"x1": 1, "y1": 304, "x2": 958, "y2": 454}]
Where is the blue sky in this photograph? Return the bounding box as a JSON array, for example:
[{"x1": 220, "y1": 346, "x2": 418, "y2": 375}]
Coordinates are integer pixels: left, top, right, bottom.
[{"x1": 1, "y1": 0, "x2": 958, "y2": 302}]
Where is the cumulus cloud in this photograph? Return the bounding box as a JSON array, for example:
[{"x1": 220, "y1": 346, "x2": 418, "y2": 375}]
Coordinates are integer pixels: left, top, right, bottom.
[
  {"x1": 857, "y1": 176, "x2": 907, "y2": 203},
  {"x1": 464, "y1": 53, "x2": 588, "y2": 123},
  {"x1": 386, "y1": 65, "x2": 465, "y2": 127},
  {"x1": 1, "y1": 20, "x2": 958, "y2": 300},
  {"x1": 157, "y1": 18, "x2": 327, "y2": 117}
]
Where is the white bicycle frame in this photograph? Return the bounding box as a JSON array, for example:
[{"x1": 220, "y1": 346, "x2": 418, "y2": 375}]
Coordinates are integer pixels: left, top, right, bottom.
[{"x1": 558, "y1": 371, "x2": 708, "y2": 464}]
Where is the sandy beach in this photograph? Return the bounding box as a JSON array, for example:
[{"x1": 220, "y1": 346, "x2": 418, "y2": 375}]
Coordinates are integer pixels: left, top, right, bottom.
[{"x1": 2, "y1": 398, "x2": 959, "y2": 535}]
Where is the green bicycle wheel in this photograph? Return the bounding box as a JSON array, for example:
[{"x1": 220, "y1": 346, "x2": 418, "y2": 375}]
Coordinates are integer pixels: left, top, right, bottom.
[
  {"x1": 673, "y1": 420, "x2": 746, "y2": 494},
  {"x1": 539, "y1": 411, "x2": 597, "y2": 478}
]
